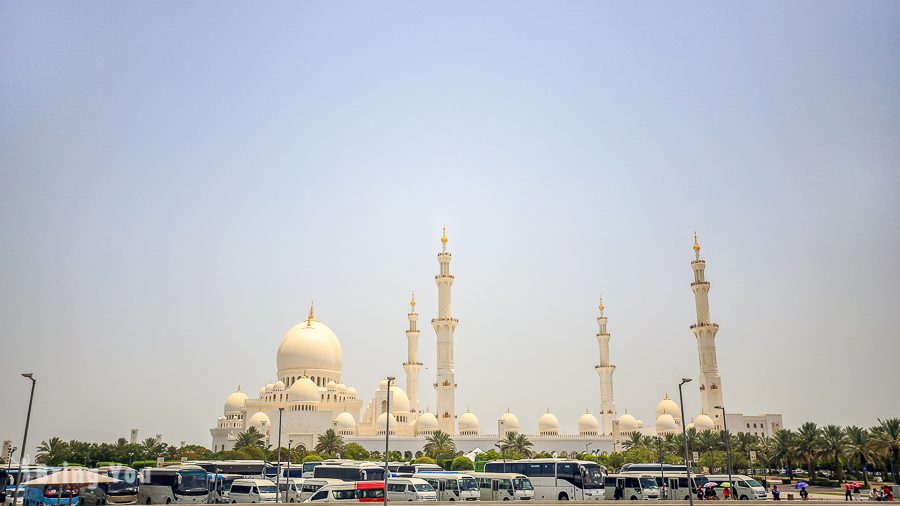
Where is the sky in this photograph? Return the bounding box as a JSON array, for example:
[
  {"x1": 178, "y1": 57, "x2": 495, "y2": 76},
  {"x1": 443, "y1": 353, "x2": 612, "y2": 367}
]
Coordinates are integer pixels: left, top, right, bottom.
[{"x1": 1, "y1": 1, "x2": 898, "y2": 456}]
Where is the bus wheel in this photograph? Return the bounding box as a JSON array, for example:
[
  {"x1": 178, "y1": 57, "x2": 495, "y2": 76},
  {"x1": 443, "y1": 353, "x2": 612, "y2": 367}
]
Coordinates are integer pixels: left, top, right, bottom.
[
  {"x1": 146, "y1": 499, "x2": 152, "y2": 505},
  {"x1": 503, "y1": 498, "x2": 510, "y2": 501},
  {"x1": 630, "y1": 496, "x2": 638, "y2": 500},
  {"x1": 165, "y1": 499, "x2": 171, "y2": 505},
  {"x1": 740, "y1": 496, "x2": 749, "y2": 500},
  {"x1": 558, "y1": 493, "x2": 569, "y2": 501}
]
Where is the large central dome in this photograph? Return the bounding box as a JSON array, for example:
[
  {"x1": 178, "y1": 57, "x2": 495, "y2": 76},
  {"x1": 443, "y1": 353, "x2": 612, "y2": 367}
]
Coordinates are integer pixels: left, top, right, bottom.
[{"x1": 277, "y1": 318, "x2": 343, "y2": 376}]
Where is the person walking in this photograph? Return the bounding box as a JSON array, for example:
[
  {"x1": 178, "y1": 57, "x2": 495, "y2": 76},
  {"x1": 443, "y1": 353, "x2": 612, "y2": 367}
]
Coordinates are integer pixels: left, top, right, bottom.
[
  {"x1": 799, "y1": 486, "x2": 809, "y2": 501},
  {"x1": 846, "y1": 481, "x2": 853, "y2": 501},
  {"x1": 871, "y1": 487, "x2": 881, "y2": 501},
  {"x1": 697, "y1": 485, "x2": 704, "y2": 501},
  {"x1": 854, "y1": 485, "x2": 861, "y2": 501},
  {"x1": 772, "y1": 485, "x2": 781, "y2": 501},
  {"x1": 723, "y1": 486, "x2": 731, "y2": 500}
]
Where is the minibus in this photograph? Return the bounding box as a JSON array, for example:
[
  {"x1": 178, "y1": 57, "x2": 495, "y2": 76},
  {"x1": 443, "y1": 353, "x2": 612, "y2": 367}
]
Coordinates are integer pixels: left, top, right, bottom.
[
  {"x1": 385, "y1": 478, "x2": 436, "y2": 502},
  {"x1": 207, "y1": 473, "x2": 243, "y2": 504},
  {"x1": 705, "y1": 475, "x2": 767, "y2": 500},
  {"x1": 603, "y1": 474, "x2": 660, "y2": 501},
  {"x1": 305, "y1": 482, "x2": 384, "y2": 503},
  {"x1": 472, "y1": 472, "x2": 534, "y2": 501},
  {"x1": 227, "y1": 479, "x2": 278, "y2": 503},
  {"x1": 412, "y1": 472, "x2": 479, "y2": 501},
  {"x1": 278, "y1": 478, "x2": 304, "y2": 503},
  {"x1": 298, "y1": 479, "x2": 344, "y2": 502}
]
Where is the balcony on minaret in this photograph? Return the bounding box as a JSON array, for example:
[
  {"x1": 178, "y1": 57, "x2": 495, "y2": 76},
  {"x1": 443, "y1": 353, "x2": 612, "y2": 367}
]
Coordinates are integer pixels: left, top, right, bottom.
[
  {"x1": 690, "y1": 322, "x2": 719, "y2": 329},
  {"x1": 691, "y1": 280, "x2": 710, "y2": 287},
  {"x1": 434, "y1": 274, "x2": 455, "y2": 280}
]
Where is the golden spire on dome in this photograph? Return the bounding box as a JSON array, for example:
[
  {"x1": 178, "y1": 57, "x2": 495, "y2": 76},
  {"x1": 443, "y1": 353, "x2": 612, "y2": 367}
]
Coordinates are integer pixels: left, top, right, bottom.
[{"x1": 306, "y1": 301, "x2": 315, "y2": 327}]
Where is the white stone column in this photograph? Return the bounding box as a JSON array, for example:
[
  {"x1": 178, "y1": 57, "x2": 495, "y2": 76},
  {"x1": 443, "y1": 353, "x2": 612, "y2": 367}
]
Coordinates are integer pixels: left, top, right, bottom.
[
  {"x1": 432, "y1": 227, "x2": 458, "y2": 434},
  {"x1": 690, "y1": 234, "x2": 725, "y2": 428}
]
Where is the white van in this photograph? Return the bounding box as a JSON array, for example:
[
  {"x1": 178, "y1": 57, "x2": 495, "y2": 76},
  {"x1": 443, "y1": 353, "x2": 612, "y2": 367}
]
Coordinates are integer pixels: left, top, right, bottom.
[
  {"x1": 298, "y1": 479, "x2": 345, "y2": 502},
  {"x1": 305, "y1": 482, "x2": 384, "y2": 503},
  {"x1": 603, "y1": 474, "x2": 660, "y2": 500},
  {"x1": 386, "y1": 478, "x2": 436, "y2": 502},
  {"x1": 228, "y1": 479, "x2": 279, "y2": 503},
  {"x1": 706, "y1": 475, "x2": 767, "y2": 500},
  {"x1": 472, "y1": 473, "x2": 534, "y2": 501},
  {"x1": 279, "y1": 478, "x2": 305, "y2": 503},
  {"x1": 412, "y1": 473, "x2": 480, "y2": 501}
]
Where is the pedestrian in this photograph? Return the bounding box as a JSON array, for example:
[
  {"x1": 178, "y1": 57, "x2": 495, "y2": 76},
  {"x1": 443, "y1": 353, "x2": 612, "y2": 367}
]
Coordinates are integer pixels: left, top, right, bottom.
[
  {"x1": 854, "y1": 485, "x2": 861, "y2": 501},
  {"x1": 772, "y1": 485, "x2": 781, "y2": 501},
  {"x1": 697, "y1": 486, "x2": 704, "y2": 501},
  {"x1": 614, "y1": 484, "x2": 623, "y2": 500},
  {"x1": 846, "y1": 481, "x2": 853, "y2": 501},
  {"x1": 800, "y1": 486, "x2": 809, "y2": 501},
  {"x1": 661, "y1": 483, "x2": 668, "y2": 500},
  {"x1": 884, "y1": 486, "x2": 894, "y2": 502},
  {"x1": 871, "y1": 487, "x2": 881, "y2": 501},
  {"x1": 723, "y1": 486, "x2": 731, "y2": 500}
]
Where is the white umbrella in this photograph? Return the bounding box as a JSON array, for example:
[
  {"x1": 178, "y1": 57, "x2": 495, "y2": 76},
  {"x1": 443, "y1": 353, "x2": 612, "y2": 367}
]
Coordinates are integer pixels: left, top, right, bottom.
[{"x1": 21, "y1": 470, "x2": 121, "y2": 486}]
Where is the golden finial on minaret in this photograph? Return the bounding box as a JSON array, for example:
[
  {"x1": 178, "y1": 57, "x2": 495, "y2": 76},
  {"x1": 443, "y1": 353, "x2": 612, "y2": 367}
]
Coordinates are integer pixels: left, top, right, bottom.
[
  {"x1": 599, "y1": 295, "x2": 605, "y2": 316},
  {"x1": 693, "y1": 231, "x2": 701, "y2": 259},
  {"x1": 441, "y1": 225, "x2": 448, "y2": 252},
  {"x1": 410, "y1": 290, "x2": 416, "y2": 309},
  {"x1": 306, "y1": 301, "x2": 315, "y2": 327}
]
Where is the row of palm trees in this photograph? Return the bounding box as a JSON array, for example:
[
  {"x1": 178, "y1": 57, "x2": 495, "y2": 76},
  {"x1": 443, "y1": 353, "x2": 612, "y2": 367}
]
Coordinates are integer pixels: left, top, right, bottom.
[{"x1": 618, "y1": 418, "x2": 899, "y2": 485}]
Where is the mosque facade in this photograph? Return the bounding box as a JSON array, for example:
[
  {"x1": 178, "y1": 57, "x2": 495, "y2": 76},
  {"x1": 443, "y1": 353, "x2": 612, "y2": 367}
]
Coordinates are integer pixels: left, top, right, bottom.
[{"x1": 211, "y1": 229, "x2": 781, "y2": 455}]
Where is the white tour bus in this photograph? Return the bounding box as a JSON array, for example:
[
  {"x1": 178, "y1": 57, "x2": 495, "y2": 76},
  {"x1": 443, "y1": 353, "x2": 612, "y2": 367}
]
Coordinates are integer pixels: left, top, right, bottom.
[
  {"x1": 705, "y1": 474, "x2": 767, "y2": 500},
  {"x1": 298, "y1": 479, "x2": 345, "y2": 502},
  {"x1": 227, "y1": 479, "x2": 278, "y2": 504},
  {"x1": 412, "y1": 472, "x2": 480, "y2": 501},
  {"x1": 484, "y1": 459, "x2": 604, "y2": 501},
  {"x1": 603, "y1": 474, "x2": 660, "y2": 501},
  {"x1": 472, "y1": 472, "x2": 534, "y2": 501},
  {"x1": 137, "y1": 466, "x2": 210, "y2": 504},
  {"x1": 394, "y1": 464, "x2": 443, "y2": 476},
  {"x1": 208, "y1": 473, "x2": 244, "y2": 504},
  {"x1": 386, "y1": 478, "x2": 436, "y2": 502},
  {"x1": 81, "y1": 466, "x2": 140, "y2": 506},
  {"x1": 312, "y1": 464, "x2": 385, "y2": 483}
]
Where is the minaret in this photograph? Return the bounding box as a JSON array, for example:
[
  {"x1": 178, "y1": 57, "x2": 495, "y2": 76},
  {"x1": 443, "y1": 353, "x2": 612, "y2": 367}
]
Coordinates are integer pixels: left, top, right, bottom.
[
  {"x1": 403, "y1": 291, "x2": 423, "y2": 414},
  {"x1": 690, "y1": 233, "x2": 725, "y2": 428},
  {"x1": 594, "y1": 296, "x2": 617, "y2": 436},
  {"x1": 432, "y1": 226, "x2": 458, "y2": 434}
]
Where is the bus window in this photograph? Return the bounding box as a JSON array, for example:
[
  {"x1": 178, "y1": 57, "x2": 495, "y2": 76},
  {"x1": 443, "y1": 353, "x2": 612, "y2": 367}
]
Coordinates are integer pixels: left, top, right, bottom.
[{"x1": 541, "y1": 464, "x2": 555, "y2": 477}]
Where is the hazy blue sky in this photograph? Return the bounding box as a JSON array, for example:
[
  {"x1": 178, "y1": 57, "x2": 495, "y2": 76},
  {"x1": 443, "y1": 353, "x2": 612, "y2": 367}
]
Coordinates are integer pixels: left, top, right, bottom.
[{"x1": 2, "y1": 1, "x2": 898, "y2": 454}]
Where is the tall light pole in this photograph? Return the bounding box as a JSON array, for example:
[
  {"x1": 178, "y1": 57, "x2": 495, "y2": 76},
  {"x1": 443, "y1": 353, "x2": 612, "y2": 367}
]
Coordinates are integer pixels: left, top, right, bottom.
[
  {"x1": 715, "y1": 405, "x2": 734, "y2": 498},
  {"x1": 677, "y1": 378, "x2": 694, "y2": 506},
  {"x1": 13, "y1": 373, "x2": 36, "y2": 506},
  {"x1": 286, "y1": 439, "x2": 293, "y2": 502},
  {"x1": 384, "y1": 377, "x2": 395, "y2": 506},
  {"x1": 276, "y1": 407, "x2": 284, "y2": 503}
]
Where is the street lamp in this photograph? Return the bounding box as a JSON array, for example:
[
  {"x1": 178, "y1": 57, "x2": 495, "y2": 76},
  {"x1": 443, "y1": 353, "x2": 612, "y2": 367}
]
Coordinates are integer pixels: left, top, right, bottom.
[
  {"x1": 13, "y1": 373, "x2": 36, "y2": 506},
  {"x1": 276, "y1": 407, "x2": 284, "y2": 503},
  {"x1": 384, "y1": 377, "x2": 395, "y2": 506},
  {"x1": 715, "y1": 405, "x2": 734, "y2": 498},
  {"x1": 286, "y1": 439, "x2": 293, "y2": 501},
  {"x1": 677, "y1": 378, "x2": 694, "y2": 506},
  {"x1": 585, "y1": 442, "x2": 593, "y2": 457}
]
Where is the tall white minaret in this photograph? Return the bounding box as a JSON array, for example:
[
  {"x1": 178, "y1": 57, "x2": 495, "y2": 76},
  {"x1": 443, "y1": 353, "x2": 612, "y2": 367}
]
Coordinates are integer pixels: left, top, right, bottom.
[
  {"x1": 403, "y1": 291, "x2": 422, "y2": 414},
  {"x1": 594, "y1": 296, "x2": 617, "y2": 435},
  {"x1": 690, "y1": 233, "x2": 725, "y2": 428},
  {"x1": 432, "y1": 226, "x2": 458, "y2": 434}
]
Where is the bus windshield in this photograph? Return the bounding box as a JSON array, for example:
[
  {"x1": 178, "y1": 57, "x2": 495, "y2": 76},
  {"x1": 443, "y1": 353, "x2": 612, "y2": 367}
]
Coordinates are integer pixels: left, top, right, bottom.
[
  {"x1": 582, "y1": 465, "x2": 603, "y2": 489},
  {"x1": 513, "y1": 478, "x2": 533, "y2": 491},
  {"x1": 258, "y1": 486, "x2": 278, "y2": 494},
  {"x1": 177, "y1": 471, "x2": 208, "y2": 494},
  {"x1": 639, "y1": 477, "x2": 659, "y2": 490},
  {"x1": 106, "y1": 470, "x2": 139, "y2": 495},
  {"x1": 459, "y1": 478, "x2": 479, "y2": 491}
]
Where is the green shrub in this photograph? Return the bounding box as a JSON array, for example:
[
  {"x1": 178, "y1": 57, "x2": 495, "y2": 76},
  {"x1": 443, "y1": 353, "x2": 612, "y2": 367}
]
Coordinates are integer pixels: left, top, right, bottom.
[
  {"x1": 303, "y1": 454, "x2": 324, "y2": 463},
  {"x1": 130, "y1": 460, "x2": 158, "y2": 470},
  {"x1": 413, "y1": 456, "x2": 436, "y2": 465},
  {"x1": 451, "y1": 456, "x2": 474, "y2": 471}
]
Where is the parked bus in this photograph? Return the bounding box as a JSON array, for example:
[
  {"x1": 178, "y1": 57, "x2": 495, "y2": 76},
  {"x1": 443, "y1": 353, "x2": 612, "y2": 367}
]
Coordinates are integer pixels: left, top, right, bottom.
[
  {"x1": 22, "y1": 484, "x2": 81, "y2": 506},
  {"x1": 137, "y1": 466, "x2": 209, "y2": 504},
  {"x1": 619, "y1": 470, "x2": 702, "y2": 501},
  {"x1": 619, "y1": 464, "x2": 687, "y2": 474},
  {"x1": 394, "y1": 464, "x2": 442, "y2": 476},
  {"x1": 207, "y1": 473, "x2": 243, "y2": 504},
  {"x1": 312, "y1": 465, "x2": 384, "y2": 483},
  {"x1": 306, "y1": 482, "x2": 384, "y2": 503},
  {"x1": 483, "y1": 459, "x2": 604, "y2": 501},
  {"x1": 297, "y1": 479, "x2": 344, "y2": 502},
  {"x1": 603, "y1": 474, "x2": 660, "y2": 501},
  {"x1": 385, "y1": 478, "x2": 436, "y2": 502},
  {"x1": 412, "y1": 472, "x2": 479, "y2": 501},
  {"x1": 472, "y1": 472, "x2": 534, "y2": 501},
  {"x1": 705, "y1": 475, "x2": 767, "y2": 500},
  {"x1": 81, "y1": 466, "x2": 140, "y2": 506}
]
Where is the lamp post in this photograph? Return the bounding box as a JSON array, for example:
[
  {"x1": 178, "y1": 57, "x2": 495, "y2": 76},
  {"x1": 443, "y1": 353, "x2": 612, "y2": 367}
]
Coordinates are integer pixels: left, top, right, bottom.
[
  {"x1": 13, "y1": 374, "x2": 36, "y2": 506},
  {"x1": 715, "y1": 405, "x2": 734, "y2": 498},
  {"x1": 286, "y1": 439, "x2": 293, "y2": 501},
  {"x1": 585, "y1": 442, "x2": 593, "y2": 456},
  {"x1": 384, "y1": 377, "x2": 395, "y2": 506},
  {"x1": 276, "y1": 407, "x2": 284, "y2": 503},
  {"x1": 677, "y1": 378, "x2": 694, "y2": 506},
  {"x1": 657, "y1": 437, "x2": 666, "y2": 500}
]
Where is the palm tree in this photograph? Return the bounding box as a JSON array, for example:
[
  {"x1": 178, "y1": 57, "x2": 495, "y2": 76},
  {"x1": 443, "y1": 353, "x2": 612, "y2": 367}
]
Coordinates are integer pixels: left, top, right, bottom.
[
  {"x1": 871, "y1": 418, "x2": 900, "y2": 484},
  {"x1": 697, "y1": 430, "x2": 721, "y2": 454},
  {"x1": 819, "y1": 425, "x2": 847, "y2": 481},
  {"x1": 846, "y1": 426, "x2": 876, "y2": 486},
  {"x1": 314, "y1": 429, "x2": 344, "y2": 456},
  {"x1": 424, "y1": 430, "x2": 455, "y2": 459},
  {"x1": 141, "y1": 436, "x2": 164, "y2": 457},
  {"x1": 768, "y1": 429, "x2": 798, "y2": 480},
  {"x1": 234, "y1": 427, "x2": 266, "y2": 450},
  {"x1": 500, "y1": 433, "x2": 534, "y2": 458},
  {"x1": 734, "y1": 433, "x2": 760, "y2": 473},
  {"x1": 622, "y1": 433, "x2": 645, "y2": 451},
  {"x1": 35, "y1": 437, "x2": 65, "y2": 464},
  {"x1": 795, "y1": 422, "x2": 821, "y2": 479}
]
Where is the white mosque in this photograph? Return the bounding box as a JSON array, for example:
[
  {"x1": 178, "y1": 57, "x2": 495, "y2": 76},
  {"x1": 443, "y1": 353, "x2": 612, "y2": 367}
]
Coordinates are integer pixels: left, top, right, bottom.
[{"x1": 211, "y1": 229, "x2": 781, "y2": 455}]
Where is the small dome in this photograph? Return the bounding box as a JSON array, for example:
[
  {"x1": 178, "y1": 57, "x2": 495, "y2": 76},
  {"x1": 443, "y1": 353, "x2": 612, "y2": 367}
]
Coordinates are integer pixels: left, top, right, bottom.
[
  {"x1": 686, "y1": 422, "x2": 695, "y2": 430},
  {"x1": 224, "y1": 387, "x2": 248, "y2": 413},
  {"x1": 347, "y1": 386, "x2": 357, "y2": 397},
  {"x1": 459, "y1": 411, "x2": 480, "y2": 433},
  {"x1": 618, "y1": 412, "x2": 638, "y2": 431},
  {"x1": 389, "y1": 385, "x2": 411, "y2": 413},
  {"x1": 656, "y1": 394, "x2": 680, "y2": 418},
  {"x1": 248, "y1": 411, "x2": 271, "y2": 432},
  {"x1": 416, "y1": 412, "x2": 439, "y2": 433},
  {"x1": 500, "y1": 411, "x2": 520, "y2": 432},
  {"x1": 258, "y1": 386, "x2": 267, "y2": 397},
  {"x1": 376, "y1": 412, "x2": 397, "y2": 429},
  {"x1": 655, "y1": 413, "x2": 677, "y2": 432},
  {"x1": 288, "y1": 377, "x2": 320, "y2": 403},
  {"x1": 578, "y1": 411, "x2": 600, "y2": 433},
  {"x1": 637, "y1": 419, "x2": 645, "y2": 428},
  {"x1": 335, "y1": 412, "x2": 357, "y2": 429},
  {"x1": 538, "y1": 410, "x2": 560, "y2": 434},
  {"x1": 265, "y1": 383, "x2": 274, "y2": 393},
  {"x1": 326, "y1": 380, "x2": 337, "y2": 391},
  {"x1": 336, "y1": 383, "x2": 347, "y2": 392},
  {"x1": 694, "y1": 413, "x2": 716, "y2": 431},
  {"x1": 378, "y1": 379, "x2": 389, "y2": 391},
  {"x1": 273, "y1": 380, "x2": 285, "y2": 391},
  {"x1": 217, "y1": 416, "x2": 226, "y2": 421}
]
